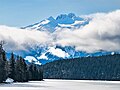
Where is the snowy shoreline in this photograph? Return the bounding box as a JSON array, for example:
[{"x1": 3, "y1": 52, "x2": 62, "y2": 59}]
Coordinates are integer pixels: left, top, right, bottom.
[{"x1": 0, "y1": 79, "x2": 120, "y2": 90}]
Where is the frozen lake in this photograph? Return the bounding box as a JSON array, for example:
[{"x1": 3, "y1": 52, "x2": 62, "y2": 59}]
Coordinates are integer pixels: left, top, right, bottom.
[{"x1": 0, "y1": 79, "x2": 120, "y2": 90}]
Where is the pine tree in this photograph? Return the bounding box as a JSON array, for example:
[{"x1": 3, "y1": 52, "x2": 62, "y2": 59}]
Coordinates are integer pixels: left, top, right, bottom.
[
  {"x1": 28, "y1": 61, "x2": 43, "y2": 81},
  {"x1": 2, "y1": 50, "x2": 8, "y2": 79},
  {"x1": 14, "y1": 56, "x2": 21, "y2": 82},
  {"x1": 20, "y1": 57, "x2": 29, "y2": 82},
  {"x1": 9, "y1": 52, "x2": 16, "y2": 80},
  {"x1": 38, "y1": 68, "x2": 43, "y2": 81},
  {"x1": 0, "y1": 42, "x2": 7, "y2": 82},
  {"x1": 28, "y1": 61, "x2": 34, "y2": 80},
  {"x1": 15, "y1": 56, "x2": 28, "y2": 82},
  {"x1": 5, "y1": 60, "x2": 11, "y2": 79}
]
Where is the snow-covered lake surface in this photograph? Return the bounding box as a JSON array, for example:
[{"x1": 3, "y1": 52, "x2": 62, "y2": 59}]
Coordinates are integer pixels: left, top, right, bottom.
[{"x1": 0, "y1": 79, "x2": 120, "y2": 90}]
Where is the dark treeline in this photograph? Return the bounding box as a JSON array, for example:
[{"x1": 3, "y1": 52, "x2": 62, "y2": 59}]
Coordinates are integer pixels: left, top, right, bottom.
[
  {"x1": 41, "y1": 54, "x2": 120, "y2": 81},
  {"x1": 0, "y1": 43, "x2": 43, "y2": 83}
]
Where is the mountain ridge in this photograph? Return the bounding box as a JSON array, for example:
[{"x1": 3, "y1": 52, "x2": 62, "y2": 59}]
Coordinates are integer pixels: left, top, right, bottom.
[{"x1": 21, "y1": 13, "x2": 89, "y2": 33}]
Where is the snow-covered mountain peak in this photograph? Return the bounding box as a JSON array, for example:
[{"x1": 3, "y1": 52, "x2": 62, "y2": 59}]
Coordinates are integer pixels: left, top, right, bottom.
[
  {"x1": 68, "y1": 13, "x2": 76, "y2": 18},
  {"x1": 47, "y1": 16, "x2": 55, "y2": 21},
  {"x1": 22, "y1": 13, "x2": 88, "y2": 32},
  {"x1": 56, "y1": 13, "x2": 75, "y2": 24},
  {"x1": 56, "y1": 13, "x2": 76, "y2": 20}
]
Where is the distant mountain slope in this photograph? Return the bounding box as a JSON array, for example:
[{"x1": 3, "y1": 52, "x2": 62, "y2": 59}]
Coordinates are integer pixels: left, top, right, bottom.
[
  {"x1": 23, "y1": 45, "x2": 116, "y2": 65},
  {"x1": 22, "y1": 13, "x2": 90, "y2": 33},
  {"x1": 41, "y1": 54, "x2": 120, "y2": 80},
  {"x1": 21, "y1": 13, "x2": 91, "y2": 64}
]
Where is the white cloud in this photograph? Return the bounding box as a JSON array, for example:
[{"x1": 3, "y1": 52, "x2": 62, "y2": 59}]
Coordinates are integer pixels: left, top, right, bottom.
[
  {"x1": 54, "y1": 10, "x2": 120, "y2": 52},
  {"x1": 0, "y1": 10, "x2": 120, "y2": 54},
  {"x1": 0, "y1": 25, "x2": 52, "y2": 53}
]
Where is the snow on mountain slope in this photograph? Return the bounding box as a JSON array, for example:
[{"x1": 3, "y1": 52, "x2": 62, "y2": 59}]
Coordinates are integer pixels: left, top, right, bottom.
[
  {"x1": 23, "y1": 45, "x2": 117, "y2": 65},
  {"x1": 22, "y1": 13, "x2": 89, "y2": 32},
  {"x1": 24, "y1": 56, "x2": 42, "y2": 65},
  {"x1": 47, "y1": 47, "x2": 69, "y2": 58}
]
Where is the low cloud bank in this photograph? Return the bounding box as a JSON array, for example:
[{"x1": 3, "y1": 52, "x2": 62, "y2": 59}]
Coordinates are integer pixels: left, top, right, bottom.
[
  {"x1": 0, "y1": 26, "x2": 52, "y2": 52},
  {"x1": 0, "y1": 9, "x2": 120, "y2": 53},
  {"x1": 55, "y1": 10, "x2": 120, "y2": 52}
]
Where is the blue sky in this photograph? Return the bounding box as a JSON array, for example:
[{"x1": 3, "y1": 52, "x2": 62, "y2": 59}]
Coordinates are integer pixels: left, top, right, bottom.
[{"x1": 0, "y1": 0, "x2": 120, "y2": 27}]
